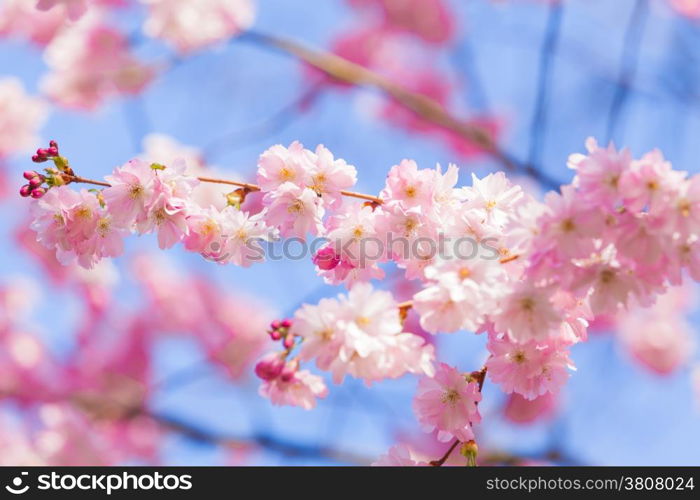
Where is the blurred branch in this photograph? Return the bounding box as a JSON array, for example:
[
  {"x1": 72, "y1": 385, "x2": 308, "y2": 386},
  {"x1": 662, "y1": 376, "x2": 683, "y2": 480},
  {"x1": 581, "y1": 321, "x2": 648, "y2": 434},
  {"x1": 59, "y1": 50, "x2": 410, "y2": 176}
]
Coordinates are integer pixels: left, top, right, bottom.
[
  {"x1": 202, "y1": 81, "x2": 325, "y2": 160},
  {"x1": 606, "y1": 0, "x2": 649, "y2": 142},
  {"x1": 143, "y1": 409, "x2": 373, "y2": 465},
  {"x1": 238, "y1": 31, "x2": 562, "y2": 189},
  {"x1": 528, "y1": 2, "x2": 564, "y2": 169}
]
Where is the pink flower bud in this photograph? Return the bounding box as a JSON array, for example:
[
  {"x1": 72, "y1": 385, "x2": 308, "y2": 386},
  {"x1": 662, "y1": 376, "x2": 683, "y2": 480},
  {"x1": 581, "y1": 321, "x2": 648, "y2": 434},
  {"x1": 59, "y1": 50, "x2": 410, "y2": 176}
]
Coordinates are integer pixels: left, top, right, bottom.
[
  {"x1": 36, "y1": 148, "x2": 48, "y2": 157},
  {"x1": 49, "y1": 140, "x2": 58, "y2": 148},
  {"x1": 270, "y1": 320, "x2": 281, "y2": 330},
  {"x1": 283, "y1": 334, "x2": 295, "y2": 349},
  {"x1": 30, "y1": 188, "x2": 45, "y2": 199},
  {"x1": 281, "y1": 318, "x2": 292, "y2": 328},
  {"x1": 254, "y1": 353, "x2": 285, "y2": 381},
  {"x1": 313, "y1": 246, "x2": 340, "y2": 271},
  {"x1": 269, "y1": 329, "x2": 282, "y2": 341},
  {"x1": 47, "y1": 147, "x2": 59, "y2": 156},
  {"x1": 23, "y1": 171, "x2": 37, "y2": 180},
  {"x1": 19, "y1": 185, "x2": 31, "y2": 197},
  {"x1": 28, "y1": 177, "x2": 43, "y2": 188},
  {"x1": 280, "y1": 360, "x2": 299, "y2": 382}
]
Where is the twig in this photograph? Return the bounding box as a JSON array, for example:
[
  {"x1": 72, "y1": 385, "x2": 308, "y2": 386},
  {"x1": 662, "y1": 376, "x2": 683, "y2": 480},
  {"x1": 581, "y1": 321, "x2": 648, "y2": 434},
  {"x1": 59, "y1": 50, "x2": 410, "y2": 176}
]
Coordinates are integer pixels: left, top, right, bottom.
[
  {"x1": 528, "y1": 2, "x2": 564, "y2": 169},
  {"x1": 606, "y1": 0, "x2": 649, "y2": 142}
]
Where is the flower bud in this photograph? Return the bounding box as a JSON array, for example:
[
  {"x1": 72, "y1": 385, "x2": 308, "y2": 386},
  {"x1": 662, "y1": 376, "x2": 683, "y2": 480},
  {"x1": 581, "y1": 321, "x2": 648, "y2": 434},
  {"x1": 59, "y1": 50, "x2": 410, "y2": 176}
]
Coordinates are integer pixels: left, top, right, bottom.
[
  {"x1": 49, "y1": 140, "x2": 58, "y2": 148},
  {"x1": 312, "y1": 246, "x2": 340, "y2": 271},
  {"x1": 460, "y1": 440, "x2": 478, "y2": 467},
  {"x1": 269, "y1": 329, "x2": 282, "y2": 341},
  {"x1": 254, "y1": 353, "x2": 285, "y2": 381},
  {"x1": 280, "y1": 318, "x2": 292, "y2": 329},
  {"x1": 280, "y1": 360, "x2": 299, "y2": 382},
  {"x1": 28, "y1": 177, "x2": 43, "y2": 188},
  {"x1": 19, "y1": 185, "x2": 31, "y2": 197},
  {"x1": 23, "y1": 171, "x2": 37, "y2": 180},
  {"x1": 282, "y1": 334, "x2": 295, "y2": 349},
  {"x1": 30, "y1": 187, "x2": 46, "y2": 199},
  {"x1": 47, "y1": 147, "x2": 59, "y2": 157}
]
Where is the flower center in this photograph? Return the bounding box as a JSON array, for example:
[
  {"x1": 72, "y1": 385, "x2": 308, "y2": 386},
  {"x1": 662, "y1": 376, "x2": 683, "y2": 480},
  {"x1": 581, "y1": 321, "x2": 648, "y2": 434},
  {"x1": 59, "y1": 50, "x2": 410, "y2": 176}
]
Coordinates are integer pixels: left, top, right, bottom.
[
  {"x1": 129, "y1": 184, "x2": 143, "y2": 199},
  {"x1": 441, "y1": 389, "x2": 461, "y2": 406}
]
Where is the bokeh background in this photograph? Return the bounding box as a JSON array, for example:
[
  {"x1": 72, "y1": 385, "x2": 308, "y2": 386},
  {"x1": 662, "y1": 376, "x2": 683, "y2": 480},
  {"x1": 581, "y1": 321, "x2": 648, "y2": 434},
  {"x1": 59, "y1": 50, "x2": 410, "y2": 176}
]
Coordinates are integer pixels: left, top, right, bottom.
[{"x1": 1, "y1": 0, "x2": 699, "y2": 465}]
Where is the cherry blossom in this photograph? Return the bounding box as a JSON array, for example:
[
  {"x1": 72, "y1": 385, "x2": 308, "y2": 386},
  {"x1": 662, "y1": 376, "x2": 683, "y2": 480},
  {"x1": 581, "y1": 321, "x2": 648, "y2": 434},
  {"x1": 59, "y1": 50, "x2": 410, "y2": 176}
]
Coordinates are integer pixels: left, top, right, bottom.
[
  {"x1": 140, "y1": 0, "x2": 255, "y2": 54},
  {"x1": 0, "y1": 78, "x2": 48, "y2": 159},
  {"x1": 413, "y1": 363, "x2": 482, "y2": 442}
]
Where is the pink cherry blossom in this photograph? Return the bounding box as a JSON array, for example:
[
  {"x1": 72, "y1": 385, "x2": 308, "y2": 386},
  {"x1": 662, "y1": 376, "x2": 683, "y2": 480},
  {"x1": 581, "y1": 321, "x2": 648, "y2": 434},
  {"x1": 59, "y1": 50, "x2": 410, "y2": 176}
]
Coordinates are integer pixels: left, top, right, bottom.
[
  {"x1": 259, "y1": 368, "x2": 328, "y2": 410},
  {"x1": 35, "y1": 0, "x2": 122, "y2": 21},
  {"x1": 141, "y1": 0, "x2": 255, "y2": 54},
  {"x1": 348, "y1": 0, "x2": 455, "y2": 44},
  {"x1": 256, "y1": 141, "x2": 314, "y2": 192},
  {"x1": 462, "y1": 172, "x2": 524, "y2": 227},
  {"x1": 263, "y1": 182, "x2": 325, "y2": 238},
  {"x1": 372, "y1": 444, "x2": 429, "y2": 466},
  {"x1": 308, "y1": 144, "x2": 357, "y2": 208},
  {"x1": 42, "y1": 17, "x2": 154, "y2": 110},
  {"x1": 291, "y1": 283, "x2": 434, "y2": 384},
  {"x1": 493, "y1": 283, "x2": 561, "y2": 343},
  {"x1": 669, "y1": 0, "x2": 700, "y2": 19},
  {"x1": 567, "y1": 137, "x2": 631, "y2": 209},
  {"x1": 503, "y1": 392, "x2": 557, "y2": 424},
  {"x1": 0, "y1": 78, "x2": 48, "y2": 158},
  {"x1": 0, "y1": 0, "x2": 68, "y2": 46},
  {"x1": 103, "y1": 159, "x2": 158, "y2": 227},
  {"x1": 413, "y1": 362, "x2": 482, "y2": 442},
  {"x1": 486, "y1": 333, "x2": 573, "y2": 400}
]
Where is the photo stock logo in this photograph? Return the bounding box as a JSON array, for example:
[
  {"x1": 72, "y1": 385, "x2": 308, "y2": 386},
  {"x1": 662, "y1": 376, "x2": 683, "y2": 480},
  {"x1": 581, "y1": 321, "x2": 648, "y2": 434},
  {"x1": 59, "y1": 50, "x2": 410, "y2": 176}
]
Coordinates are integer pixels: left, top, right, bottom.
[{"x1": 5, "y1": 472, "x2": 29, "y2": 495}]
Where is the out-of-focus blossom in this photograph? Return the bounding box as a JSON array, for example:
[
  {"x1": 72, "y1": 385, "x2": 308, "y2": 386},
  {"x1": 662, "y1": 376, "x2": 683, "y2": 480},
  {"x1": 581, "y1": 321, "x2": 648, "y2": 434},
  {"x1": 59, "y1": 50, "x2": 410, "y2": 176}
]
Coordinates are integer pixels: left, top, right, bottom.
[
  {"x1": 0, "y1": 78, "x2": 48, "y2": 158},
  {"x1": 669, "y1": 0, "x2": 700, "y2": 19},
  {"x1": 0, "y1": 0, "x2": 68, "y2": 45},
  {"x1": 42, "y1": 16, "x2": 155, "y2": 110},
  {"x1": 36, "y1": 0, "x2": 124, "y2": 21},
  {"x1": 503, "y1": 392, "x2": 557, "y2": 424},
  {"x1": 347, "y1": 0, "x2": 455, "y2": 44},
  {"x1": 259, "y1": 368, "x2": 328, "y2": 410},
  {"x1": 140, "y1": 0, "x2": 255, "y2": 54},
  {"x1": 372, "y1": 444, "x2": 429, "y2": 466},
  {"x1": 413, "y1": 362, "x2": 481, "y2": 442}
]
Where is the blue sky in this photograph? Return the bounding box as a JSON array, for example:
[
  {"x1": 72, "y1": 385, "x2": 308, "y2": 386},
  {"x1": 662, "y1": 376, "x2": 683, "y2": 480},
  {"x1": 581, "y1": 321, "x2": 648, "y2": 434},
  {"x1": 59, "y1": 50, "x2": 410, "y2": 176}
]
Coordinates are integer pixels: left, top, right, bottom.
[{"x1": 1, "y1": 0, "x2": 699, "y2": 465}]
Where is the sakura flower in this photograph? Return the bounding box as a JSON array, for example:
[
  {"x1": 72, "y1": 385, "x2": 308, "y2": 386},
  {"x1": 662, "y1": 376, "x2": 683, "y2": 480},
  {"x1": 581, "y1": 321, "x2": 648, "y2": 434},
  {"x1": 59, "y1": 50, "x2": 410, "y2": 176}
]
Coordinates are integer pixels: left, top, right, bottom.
[
  {"x1": 669, "y1": 0, "x2": 700, "y2": 19},
  {"x1": 263, "y1": 182, "x2": 325, "y2": 238},
  {"x1": 348, "y1": 0, "x2": 455, "y2": 44},
  {"x1": 486, "y1": 334, "x2": 573, "y2": 400},
  {"x1": 0, "y1": 78, "x2": 48, "y2": 158},
  {"x1": 140, "y1": 0, "x2": 255, "y2": 54},
  {"x1": 462, "y1": 172, "x2": 523, "y2": 227},
  {"x1": 35, "y1": 0, "x2": 119, "y2": 21},
  {"x1": 217, "y1": 208, "x2": 278, "y2": 267},
  {"x1": 381, "y1": 159, "x2": 436, "y2": 209},
  {"x1": 503, "y1": 392, "x2": 557, "y2": 424},
  {"x1": 103, "y1": 159, "x2": 158, "y2": 227},
  {"x1": 308, "y1": 144, "x2": 357, "y2": 208},
  {"x1": 618, "y1": 149, "x2": 685, "y2": 214},
  {"x1": 257, "y1": 141, "x2": 314, "y2": 191},
  {"x1": 259, "y1": 368, "x2": 328, "y2": 410},
  {"x1": 372, "y1": 444, "x2": 428, "y2": 466},
  {"x1": 493, "y1": 283, "x2": 561, "y2": 343},
  {"x1": 413, "y1": 362, "x2": 482, "y2": 442},
  {"x1": 42, "y1": 17, "x2": 154, "y2": 110},
  {"x1": 567, "y1": 137, "x2": 631, "y2": 209},
  {"x1": 0, "y1": 0, "x2": 68, "y2": 46},
  {"x1": 291, "y1": 283, "x2": 434, "y2": 384}
]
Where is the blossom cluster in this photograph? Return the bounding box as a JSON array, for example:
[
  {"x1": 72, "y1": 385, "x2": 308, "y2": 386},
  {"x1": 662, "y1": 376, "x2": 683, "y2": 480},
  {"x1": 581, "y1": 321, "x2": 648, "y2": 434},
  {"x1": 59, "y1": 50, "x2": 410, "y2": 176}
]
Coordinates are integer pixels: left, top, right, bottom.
[{"x1": 22, "y1": 138, "x2": 700, "y2": 423}]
